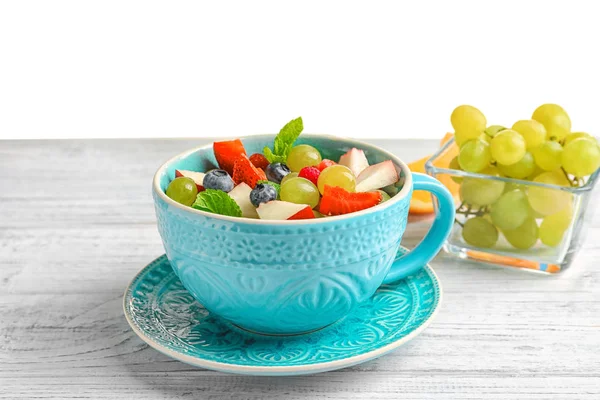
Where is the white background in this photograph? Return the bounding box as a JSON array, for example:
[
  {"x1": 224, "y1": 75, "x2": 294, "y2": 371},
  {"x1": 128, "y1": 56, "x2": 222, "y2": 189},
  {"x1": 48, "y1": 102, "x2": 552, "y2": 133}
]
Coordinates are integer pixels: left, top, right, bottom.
[{"x1": 1, "y1": 0, "x2": 598, "y2": 140}]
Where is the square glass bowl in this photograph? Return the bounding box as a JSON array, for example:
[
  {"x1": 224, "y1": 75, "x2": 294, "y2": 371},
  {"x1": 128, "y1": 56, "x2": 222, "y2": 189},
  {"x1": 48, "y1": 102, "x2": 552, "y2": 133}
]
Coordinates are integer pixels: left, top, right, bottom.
[{"x1": 425, "y1": 138, "x2": 600, "y2": 274}]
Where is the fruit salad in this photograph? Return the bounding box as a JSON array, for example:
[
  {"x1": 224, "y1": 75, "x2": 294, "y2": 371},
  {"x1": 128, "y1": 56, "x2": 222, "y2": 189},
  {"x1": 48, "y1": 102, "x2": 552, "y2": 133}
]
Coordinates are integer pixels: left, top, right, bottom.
[
  {"x1": 446, "y1": 104, "x2": 600, "y2": 250},
  {"x1": 164, "y1": 117, "x2": 401, "y2": 220}
]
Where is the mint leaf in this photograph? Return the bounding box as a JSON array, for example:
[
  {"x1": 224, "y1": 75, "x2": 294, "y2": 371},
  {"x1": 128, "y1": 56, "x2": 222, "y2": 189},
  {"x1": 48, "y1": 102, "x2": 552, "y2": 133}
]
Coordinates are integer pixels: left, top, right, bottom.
[
  {"x1": 263, "y1": 147, "x2": 287, "y2": 164},
  {"x1": 192, "y1": 189, "x2": 242, "y2": 217},
  {"x1": 274, "y1": 117, "x2": 303, "y2": 154},
  {"x1": 258, "y1": 180, "x2": 280, "y2": 198},
  {"x1": 263, "y1": 117, "x2": 303, "y2": 163}
]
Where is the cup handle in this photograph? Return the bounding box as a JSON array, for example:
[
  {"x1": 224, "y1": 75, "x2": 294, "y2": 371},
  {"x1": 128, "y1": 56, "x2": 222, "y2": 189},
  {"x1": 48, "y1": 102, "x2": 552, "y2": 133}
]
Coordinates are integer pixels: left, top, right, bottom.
[{"x1": 382, "y1": 172, "x2": 455, "y2": 284}]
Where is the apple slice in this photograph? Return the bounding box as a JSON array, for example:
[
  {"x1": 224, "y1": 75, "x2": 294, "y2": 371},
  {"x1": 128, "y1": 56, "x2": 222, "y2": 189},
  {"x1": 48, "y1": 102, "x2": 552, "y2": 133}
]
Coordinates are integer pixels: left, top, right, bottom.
[
  {"x1": 355, "y1": 160, "x2": 399, "y2": 192},
  {"x1": 175, "y1": 169, "x2": 205, "y2": 192},
  {"x1": 339, "y1": 148, "x2": 369, "y2": 176},
  {"x1": 256, "y1": 201, "x2": 315, "y2": 220},
  {"x1": 228, "y1": 182, "x2": 259, "y2": 219}
]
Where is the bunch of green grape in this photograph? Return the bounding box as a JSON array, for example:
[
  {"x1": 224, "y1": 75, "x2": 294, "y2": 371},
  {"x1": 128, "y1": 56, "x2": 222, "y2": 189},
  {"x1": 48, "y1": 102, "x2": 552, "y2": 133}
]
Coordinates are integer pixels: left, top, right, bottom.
[{"x1": 451, "y1": 104, "x2": 599, "y2": 250}]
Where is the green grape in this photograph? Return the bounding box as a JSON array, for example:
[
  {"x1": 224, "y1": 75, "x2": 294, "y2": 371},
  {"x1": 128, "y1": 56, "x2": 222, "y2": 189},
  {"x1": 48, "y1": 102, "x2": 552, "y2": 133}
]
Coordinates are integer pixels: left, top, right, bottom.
[
  {"x1": 490, "y1": 130, "x2": 526, "y2": 166},
  {"x1": 382, "y1": 182, "x2": 402, "y2": 197},
  {"x1": 375, "y1": 189, "x2": 391, "y2": 203},
  {"x1": 458, "y1": 139, "x2": 491, "y2": 172},
  {"x1": 449, "y1": 156, "x2": 463, "y2": 183},
  {"x1": 503, "y1": 182, "x2": 524, "y2": 193},
  {"x1": 527, "y1": 171, "x2": 572, "y2": 216},
  {"x1": 562, "y1": 138, "x2": 600, "y2": 177},
  {"x1": 479, "y1": 133, "x2": 491, "y2": 144},
  {"x1": 527, "y1": 164, "x2": 545, "y2": 180},
  {"x1": 451, "y1": 105, "x2": 487, "y2": 141},
  {"x1": 564, "y1": 132, "x2": 594, "y2": 147},
  {"x1": 539, "y1": 226, "x2": 564, "y2": 247},
  {"x1": 449, "y1": 156, "x2": 461, "y2": 170},
  {"x1": 512, "y1": 119, "x2": 546, "y2": 150},
  {"x1": 503, "y1": 217, "x2": 539, "y2": 250},
  {"x1": 459, "y1": 167, "x2": 505, "y2": 206},
  {"x1": 484, "y1": 125, "x2": 506, "y2": 137},
  {"x1": 280, "y1": 172, "x2": 299, "y2": 185},
  {"x1": 532, "y1": 103, "x2": 571, "y2": 141},
  {"x1": 498, "y1": 152, "x2": 535, "y2": 179},
  {"x1": 490, "y1": 190, "x2": 532, "y2": 230},
  {"x1": 532, "y1": 210, "x2": 546, "y2": 219},
  {"x1": 454, "y1": 130, "x2": 470, "y2": 146},
  {"x1": 313, "y1": 209, "x2": 325, "y2": 218},
  {"x1": 462, "y1": 217, "x2": 499, "y2": 248},
  {"x1": 539, "y1": 206, "x2": 573, "y2": 247},
  {"x1": 166, "y1": 177, "x2": 198, "y2": 206},
  {"x1": 532, "y1": 140, "x2": 563, "y2": 171},
  {"x1": 280, "y1": 177, "x2": 320, "y2": 208},
  {"x1": 287, "y1": 145, "x2": 322, "y2": 172},
  {"x1": 317, "y1": 165, "x2": 356, "y2": 194}
]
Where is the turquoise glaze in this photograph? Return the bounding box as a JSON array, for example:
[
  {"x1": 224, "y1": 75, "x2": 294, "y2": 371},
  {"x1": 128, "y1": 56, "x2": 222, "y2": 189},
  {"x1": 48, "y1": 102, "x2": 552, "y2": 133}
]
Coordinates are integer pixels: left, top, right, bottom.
[
  {"x1": 152, "y1": 135, "x2": 454, "y2": 334},
  {"x1": 123, "y1": 247, "x2": 442, "y2": 376}
]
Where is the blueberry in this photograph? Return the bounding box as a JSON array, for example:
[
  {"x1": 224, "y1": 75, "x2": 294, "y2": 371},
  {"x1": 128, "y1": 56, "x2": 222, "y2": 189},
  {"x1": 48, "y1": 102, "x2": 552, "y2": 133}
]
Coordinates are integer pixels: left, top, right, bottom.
[
  {"x1": 203, "y1": 169, "x2": 234, "y2": 192},
  {"x1": 250, "y1": 183, "x2": 277, "y2": 207},
  {"x1": 265, "y1": 163, "x2": 291, "y2": 183}
]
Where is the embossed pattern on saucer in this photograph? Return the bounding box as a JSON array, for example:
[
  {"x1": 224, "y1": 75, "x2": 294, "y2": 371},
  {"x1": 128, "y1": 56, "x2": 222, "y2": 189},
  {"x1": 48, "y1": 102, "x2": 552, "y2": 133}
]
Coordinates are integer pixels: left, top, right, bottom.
[{"x1": 123, "y1": 247, "x2": 442, "y2": 376}]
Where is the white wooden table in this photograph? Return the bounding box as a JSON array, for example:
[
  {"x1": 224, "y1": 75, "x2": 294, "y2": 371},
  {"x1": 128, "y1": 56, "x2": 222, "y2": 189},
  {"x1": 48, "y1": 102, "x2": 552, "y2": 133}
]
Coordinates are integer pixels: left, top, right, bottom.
[{"x1": 1, "y1": 139, "x2": 599, "y2": 399}]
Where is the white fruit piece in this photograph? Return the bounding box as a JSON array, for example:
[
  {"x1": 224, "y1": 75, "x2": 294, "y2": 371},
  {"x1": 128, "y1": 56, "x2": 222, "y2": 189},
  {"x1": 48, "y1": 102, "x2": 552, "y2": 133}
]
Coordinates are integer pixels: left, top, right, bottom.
[
  {"x1": 175, "y1": 169, "x2": 205, "y2": 186},
  {"x1": 228, "y1": 182, "x2": 259, "y2": 218},
  {"x1": 355, "y1": 160, "x2": 399, "y2": 192},
  {"x1": 256, "y1": 200, "x2": 309, "y2": 220},
  {"x1": 339, "y1": 148, "x2": 369, "y2": 177}
]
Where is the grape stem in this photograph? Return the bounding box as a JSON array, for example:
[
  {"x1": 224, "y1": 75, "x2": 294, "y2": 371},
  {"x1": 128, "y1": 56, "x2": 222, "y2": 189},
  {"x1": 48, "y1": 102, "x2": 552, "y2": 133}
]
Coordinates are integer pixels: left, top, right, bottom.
[
  {"x1": 455, "y1": 201, "x2": 489, "y2": 226},
  {"x1": 561, "y1": 167, "x2": 583, "y2": 187}
]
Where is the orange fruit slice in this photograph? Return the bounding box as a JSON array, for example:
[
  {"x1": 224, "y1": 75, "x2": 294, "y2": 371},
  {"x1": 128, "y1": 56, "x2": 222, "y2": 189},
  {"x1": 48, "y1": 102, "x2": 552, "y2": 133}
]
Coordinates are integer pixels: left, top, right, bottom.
[{"x1": 408, "y1": 133, "x2": 460, "y2": 214}]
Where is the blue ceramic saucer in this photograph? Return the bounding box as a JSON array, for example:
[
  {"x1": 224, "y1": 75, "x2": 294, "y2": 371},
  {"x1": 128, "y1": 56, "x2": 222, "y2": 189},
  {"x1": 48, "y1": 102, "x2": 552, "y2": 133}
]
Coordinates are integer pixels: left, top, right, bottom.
[{"x1": 123, "y1": 247, "x2": 442, "y2": 376}]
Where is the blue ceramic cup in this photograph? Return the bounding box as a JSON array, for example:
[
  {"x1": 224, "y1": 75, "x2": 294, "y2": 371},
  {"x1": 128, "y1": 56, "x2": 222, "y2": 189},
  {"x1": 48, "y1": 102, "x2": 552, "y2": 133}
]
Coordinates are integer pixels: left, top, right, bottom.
[{"x1": 153, "y1": 135, "x2": 454, "y2": 335}]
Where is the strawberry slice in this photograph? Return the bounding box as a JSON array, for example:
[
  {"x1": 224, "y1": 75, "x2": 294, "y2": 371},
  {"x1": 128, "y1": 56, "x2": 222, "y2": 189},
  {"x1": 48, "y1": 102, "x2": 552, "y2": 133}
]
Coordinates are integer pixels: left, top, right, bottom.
[
  {"x1": 288, "y1": 205, "x2": 315, "y2": 220},
  {"x1": 233, "y1": 154, "x2": 267, "y2": 188},
  {"x1": 249, "y1": 153, "x2": 270, "y2": 170},
  {"x1": 319, "y1": 185, "x2": 382, "y2": 216},
  {"x1": 317, "y1": 159, "x2": 337, "y2": 171},
  {"x1": 213, "y1": 139, "x2": 247, "y2": 175}
]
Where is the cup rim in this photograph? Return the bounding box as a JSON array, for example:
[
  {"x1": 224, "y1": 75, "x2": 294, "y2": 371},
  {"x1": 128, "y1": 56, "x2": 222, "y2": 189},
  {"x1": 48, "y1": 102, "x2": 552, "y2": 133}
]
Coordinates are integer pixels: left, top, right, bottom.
[{"x1": 152, "y1": 133, "x2": 413, "y2": 225}]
